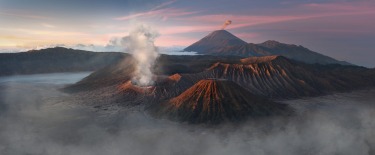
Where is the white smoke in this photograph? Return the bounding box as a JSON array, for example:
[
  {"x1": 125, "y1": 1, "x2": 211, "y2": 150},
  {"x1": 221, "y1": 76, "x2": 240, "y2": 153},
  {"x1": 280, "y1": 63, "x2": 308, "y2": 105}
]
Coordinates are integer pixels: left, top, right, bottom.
[{"x1": 121, "y1": 25, "x2": 159, "y2": 86}]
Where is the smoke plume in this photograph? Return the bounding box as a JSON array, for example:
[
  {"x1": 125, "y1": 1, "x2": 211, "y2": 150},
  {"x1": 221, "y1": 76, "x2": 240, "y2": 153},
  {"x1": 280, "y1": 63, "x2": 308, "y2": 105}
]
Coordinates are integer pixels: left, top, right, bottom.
[
  {"x1": 122, "y1": 25, "x2": 159, "y2": 86},
  {"x1": 221, "y1": 20, "x2": 232, "y2": 30}
]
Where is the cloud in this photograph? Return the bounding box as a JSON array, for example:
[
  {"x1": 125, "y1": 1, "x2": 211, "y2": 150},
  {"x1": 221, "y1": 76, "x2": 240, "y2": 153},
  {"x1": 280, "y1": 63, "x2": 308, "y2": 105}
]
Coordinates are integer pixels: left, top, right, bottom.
[
  {"x1": 1, "y1": 74, "x2": 375, "y2": 155},
  {"x1": 114, "y1": 8, "x2": 198, "y2": 21},
  {"x1": 0, "y1": 11, "x2": 50, "y2": 19},
  {"x1": 156, "y1": 35, "x2": 198, "y2": 46},
  {"x1": 0, "y1": 27, "x2": 87, "y2": 37},
  {"x1": 151, "y1": 0, "x2": 177, "y2": 10},
  {"x1": 235, "y1": 32, "x2": 259, "y2": 40},
  {"x1": 157, "y1": 25, "x2": 219, "y2": 35},
  {"x1": 41, "y1": 23, "x2": 56, "y2": 28},
  {"x1": 182, "y1": 9, "x2": 375, "y2": 31},
  {"x1": 302, "y1": 1, "x2": 375, "y2": 11}
]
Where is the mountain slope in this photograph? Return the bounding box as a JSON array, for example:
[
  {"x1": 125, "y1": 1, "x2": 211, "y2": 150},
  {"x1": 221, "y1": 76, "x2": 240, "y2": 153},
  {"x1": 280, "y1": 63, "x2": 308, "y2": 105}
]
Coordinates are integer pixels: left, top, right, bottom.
[
  {"x1": 215, "y1": 40, "x2": 351, "y2": 65},
  {"x1": 64, "y1": 56, "x2": 137, "y2": 92},
  {"x1": 66, "y1": 55, "x2": 375, "y2": 100},
  {"x1": 165, "y1": 56, "x2": 373, "y2": 99},
  {"x1": 0, "y1": 47, "x2": 126, "y2": 76},
  {"x1": 184, "y1": 30, "x2": 350, "y2": 65},
  {"x1": 64, "y1": 54, "x2": 241, "y2": 92},
  {"x1": 149, "y1": 79, "x2": 290, "y2": 124},
  {"x1": 65, "y1": 55, "x2": 375, "y2": 123},
  {"x1": 184, "y1": 30, "x2": 247, "y2": 53}
]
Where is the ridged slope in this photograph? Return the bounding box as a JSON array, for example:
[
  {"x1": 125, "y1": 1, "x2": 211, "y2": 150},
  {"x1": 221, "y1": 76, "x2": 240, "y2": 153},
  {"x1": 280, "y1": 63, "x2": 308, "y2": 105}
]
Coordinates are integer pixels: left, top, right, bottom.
[
  {"x1": 207, "y1": 41, "x2": 350, "y2": 65},
  {"x1": 64, "y1": 56, "x2": 136, "y2": 92},
  {"x1": 167, "y1": 56, "x2": 372, "y2": 99},
  {"x1": 204, "y1": 56, "x2": 319, "y2": 98},
  {"x1": 150, "y1": 79, "x2": 290, "y2": 124}
]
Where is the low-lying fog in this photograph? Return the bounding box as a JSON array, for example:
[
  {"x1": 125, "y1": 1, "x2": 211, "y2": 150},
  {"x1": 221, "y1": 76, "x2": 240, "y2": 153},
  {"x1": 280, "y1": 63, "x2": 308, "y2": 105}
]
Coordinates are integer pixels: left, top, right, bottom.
[{"x1": 0, "y1": 73, "x2": 374, "y2": 155}]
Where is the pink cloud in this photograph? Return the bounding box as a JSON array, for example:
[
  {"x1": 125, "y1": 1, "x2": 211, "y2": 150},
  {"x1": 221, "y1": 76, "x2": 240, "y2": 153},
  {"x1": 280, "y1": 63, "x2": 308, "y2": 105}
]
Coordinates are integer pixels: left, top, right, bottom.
[
  {"x1": 151, "y1": 0, "x2": 177, "y2": 10},
  {"x1": 180, "y1": 8, "x2": 375, "y2": 31},
  {"x1": 162, "y1": 1, "x2": 375, "y2": 34},
  {"x1": 235, "y1": 32, "x2": 259, "y2": 40},
  {"x1": 303, "y1": 1, "x2": 375, "y2": 11},
  {"x1": 108, "y1": 0, "x2": 375, "y2": 48},
  {"x1": 156, "y1": 35, "x2": 197, "y2": 46},
  {"x1": 157, "y1": 25, "x2": 219, "y2": 35},
  {"x1": 114, "y1": 8, "x2": 198, "y2": 21},
  {"x1": 0, "y1": 11, "x2": 50, "y2": 19},
  {"x1": 183, "y1": 15, "x2": 306, "y2": 29}
]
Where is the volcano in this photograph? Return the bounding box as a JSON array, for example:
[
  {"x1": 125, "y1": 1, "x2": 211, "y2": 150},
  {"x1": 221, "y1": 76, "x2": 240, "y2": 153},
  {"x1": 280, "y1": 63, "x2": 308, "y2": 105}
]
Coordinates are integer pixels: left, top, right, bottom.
[
  {"x1": 184, "y1": 30, "x2": 247, "y2": 53},
  {"x1": 149, "y1": 79, "x2": 290, "y2": 124},
  {"x1": 65, "y1": 54, "x2": 375, "y2": 124},
  {"x1": 145, "y1": 55, "x2": 373, "y2": 100},
  {"x1": 184, "y1": 30, "x2": 350, "y2": 65}
]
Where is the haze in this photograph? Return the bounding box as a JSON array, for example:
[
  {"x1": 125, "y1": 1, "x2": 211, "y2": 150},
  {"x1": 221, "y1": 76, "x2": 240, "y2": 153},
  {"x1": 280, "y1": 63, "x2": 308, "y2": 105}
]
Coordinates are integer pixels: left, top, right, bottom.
[
  {"x1": 1, "y1": 73, "x2": 375, "y2": 155},
  {"x1": 1, "y1": 0, "x2": 375, "y2": 154},
  {"x1": 0, "y1": 0, "x2": 374, "y2": 67}
]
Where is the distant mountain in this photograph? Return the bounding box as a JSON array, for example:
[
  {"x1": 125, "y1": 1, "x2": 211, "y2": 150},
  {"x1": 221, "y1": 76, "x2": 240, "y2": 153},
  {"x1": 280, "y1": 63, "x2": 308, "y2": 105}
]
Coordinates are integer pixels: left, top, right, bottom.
[
  {"x1": 184, "y1": 30, "x2": 350, "y2": 65},
  {"x1": 0, "y1": 47, "x2": 126, "y2": 76},
  {"x1": 184, "y1": 30, "x2": 247, "y2": 53},
  {"x1": 214, "y1": 40, "x2": 351, "y2": 65}
]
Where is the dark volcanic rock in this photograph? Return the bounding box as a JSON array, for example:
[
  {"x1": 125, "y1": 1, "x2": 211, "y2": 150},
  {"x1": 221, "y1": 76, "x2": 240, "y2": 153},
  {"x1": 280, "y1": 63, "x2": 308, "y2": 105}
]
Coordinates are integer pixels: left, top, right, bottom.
[
  {"x1": 67, "y1": 55, "x2": 375, "y2": 99},
  {"x1": 65, "y1": 55, "x2": 375, "y2": 124},
  {"x1": 149, "y1": 79, "x2": 290, "y2": 124},
  {"x1": 173, "y1": 56, "x2": 373, "y2": 99},
  {"x1": 63, "y1": 56, "x2": 137, "y2": 92},
  {"x1": 64, "y1": 55, "x2": 241, "y2": 92}
]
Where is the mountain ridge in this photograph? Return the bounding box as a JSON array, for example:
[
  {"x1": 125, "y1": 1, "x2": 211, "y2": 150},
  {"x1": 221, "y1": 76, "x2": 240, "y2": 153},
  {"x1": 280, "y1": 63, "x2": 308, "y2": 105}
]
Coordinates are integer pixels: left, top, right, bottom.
[
  {"x1": 65, "y1": 55, "x2": 375, "y2": 123},
  {"x1": 0, "y1": 47, "x2": 127, "y2": 76},
  {"x1": 184, "y1": 30, "x2": 351, "y2": 65}
]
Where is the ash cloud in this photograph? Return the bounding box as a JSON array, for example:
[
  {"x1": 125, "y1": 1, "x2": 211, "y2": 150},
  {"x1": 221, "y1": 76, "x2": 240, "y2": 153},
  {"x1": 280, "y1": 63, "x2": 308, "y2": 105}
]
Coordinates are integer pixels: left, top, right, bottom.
[
  {"x1": 221, "y1": 20, "x2": 232, "y2": 30},
  {"x1": 1, "y1": 74, "x2": 375, "y2": 155}
]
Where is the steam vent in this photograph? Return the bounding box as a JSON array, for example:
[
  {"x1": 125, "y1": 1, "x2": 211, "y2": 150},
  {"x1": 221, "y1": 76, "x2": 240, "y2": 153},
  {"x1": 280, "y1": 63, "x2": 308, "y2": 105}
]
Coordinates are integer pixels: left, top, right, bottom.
[{"x1": 149, "y1": 79, "x2": 290, "y2": 124}]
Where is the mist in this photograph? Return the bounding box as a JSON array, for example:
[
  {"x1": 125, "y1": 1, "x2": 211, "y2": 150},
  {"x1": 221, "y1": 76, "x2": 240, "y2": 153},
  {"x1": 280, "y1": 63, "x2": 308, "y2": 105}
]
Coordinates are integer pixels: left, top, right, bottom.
[{"x1": 1, "y1": 73, "x2": 375, "y2": 155}]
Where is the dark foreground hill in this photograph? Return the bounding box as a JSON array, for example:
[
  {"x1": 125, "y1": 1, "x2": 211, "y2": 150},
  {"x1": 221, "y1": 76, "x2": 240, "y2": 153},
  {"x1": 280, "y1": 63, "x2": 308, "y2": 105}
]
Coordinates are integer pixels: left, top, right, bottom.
[
  {"x1": 64, "y1": 54, "x2": 241, "y2": 92},
  {"x1": 184, "y1": 30, "x2": 350, "y2": 65},
  {"x1": 149, "y1": 79, "x2": 290, "y2": 124},
  {"x1": 0, "y1": 47, "x2": 126, "y2": 76},
  {"x1": 187, "y1": 56, "x2": 372, "y2": 98}
]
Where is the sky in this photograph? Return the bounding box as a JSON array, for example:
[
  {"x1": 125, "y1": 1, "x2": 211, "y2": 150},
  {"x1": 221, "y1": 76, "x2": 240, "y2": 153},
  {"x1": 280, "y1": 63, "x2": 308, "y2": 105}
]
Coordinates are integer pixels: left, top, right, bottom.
[{"x1": 0, "y1": 0, "x2": 374, "y2": 67}]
